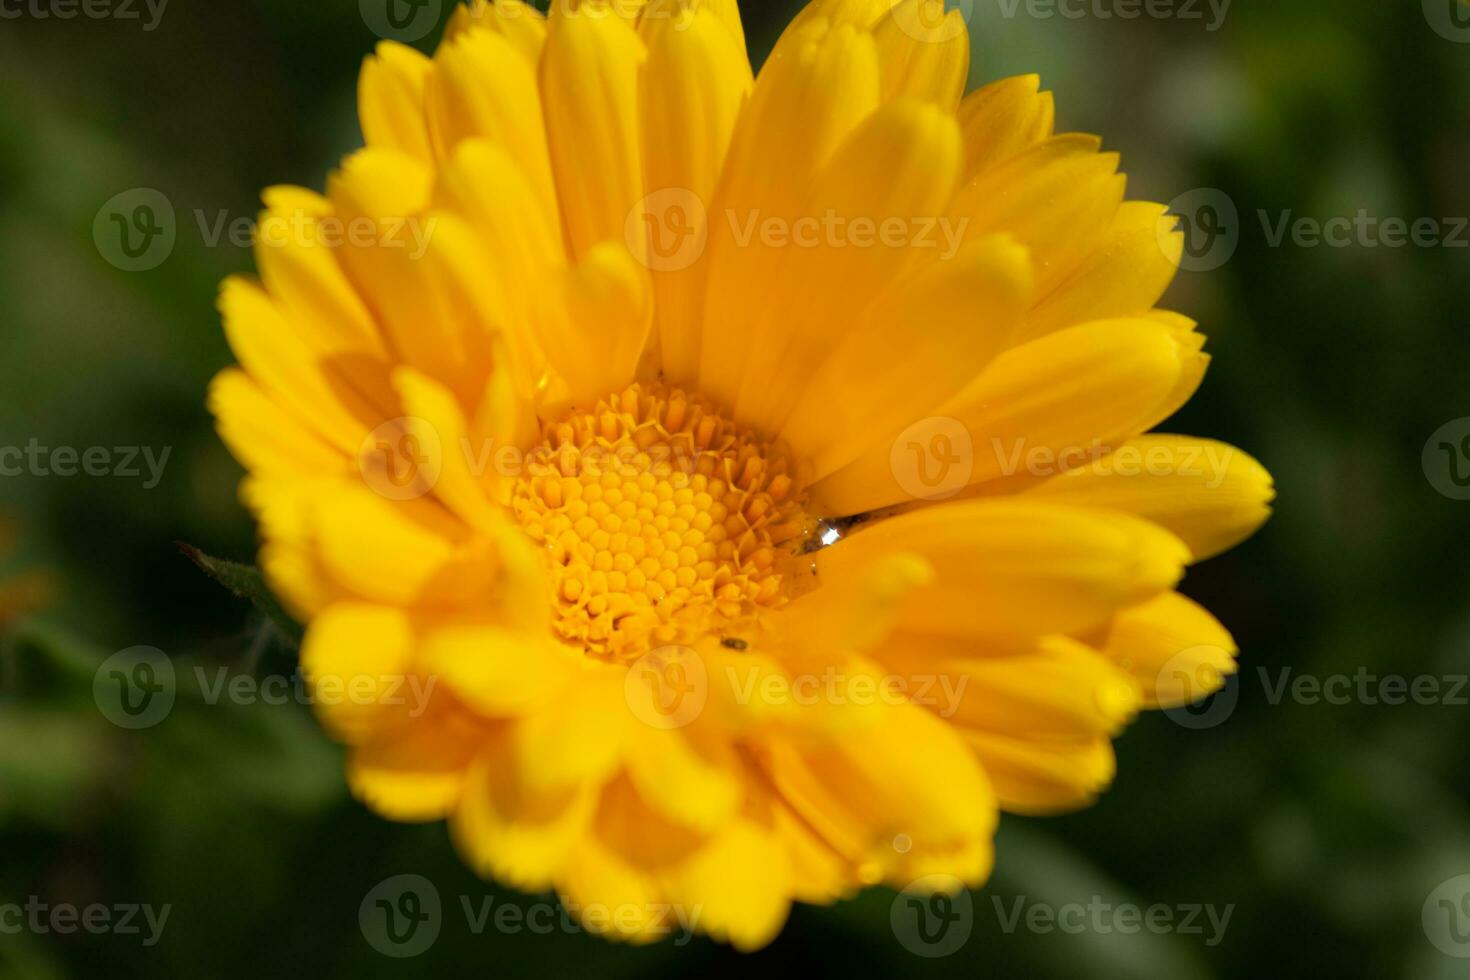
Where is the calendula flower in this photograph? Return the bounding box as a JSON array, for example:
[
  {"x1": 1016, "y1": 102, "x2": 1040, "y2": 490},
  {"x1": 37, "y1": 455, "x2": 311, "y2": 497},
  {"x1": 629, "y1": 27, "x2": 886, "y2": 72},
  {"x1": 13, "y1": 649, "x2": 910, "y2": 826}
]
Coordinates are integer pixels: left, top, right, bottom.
[{"x1": 209, "y1": 0, "x2": 1273, "y2": 950}]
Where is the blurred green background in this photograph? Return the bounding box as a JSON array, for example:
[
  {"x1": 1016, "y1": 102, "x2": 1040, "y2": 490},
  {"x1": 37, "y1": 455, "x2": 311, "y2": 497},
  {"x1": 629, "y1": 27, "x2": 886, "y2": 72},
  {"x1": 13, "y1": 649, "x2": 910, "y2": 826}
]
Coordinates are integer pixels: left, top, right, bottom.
[{"x1": 1, "y1": 0, "x2": 1468, "y2": 976}]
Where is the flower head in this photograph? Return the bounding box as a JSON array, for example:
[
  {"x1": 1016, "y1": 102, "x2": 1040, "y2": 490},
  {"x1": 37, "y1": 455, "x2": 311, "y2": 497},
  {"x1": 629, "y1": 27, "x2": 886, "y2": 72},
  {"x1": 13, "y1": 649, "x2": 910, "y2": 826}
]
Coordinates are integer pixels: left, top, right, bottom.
[{"x1": 210, "y1": 0, "x2": 1273, "y2": 950}]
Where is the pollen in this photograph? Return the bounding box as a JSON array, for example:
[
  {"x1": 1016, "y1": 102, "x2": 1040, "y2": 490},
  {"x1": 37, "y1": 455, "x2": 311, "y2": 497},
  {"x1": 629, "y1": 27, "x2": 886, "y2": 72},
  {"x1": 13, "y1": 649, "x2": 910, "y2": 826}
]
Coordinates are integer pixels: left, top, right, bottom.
[{"x1": 512, "y1": 383, "x2": 813, "y2": 663}]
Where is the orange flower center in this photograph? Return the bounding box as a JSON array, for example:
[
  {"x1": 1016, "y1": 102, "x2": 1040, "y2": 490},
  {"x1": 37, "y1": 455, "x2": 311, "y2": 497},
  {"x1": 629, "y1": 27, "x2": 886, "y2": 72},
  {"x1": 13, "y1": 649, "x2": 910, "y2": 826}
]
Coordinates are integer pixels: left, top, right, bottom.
[{"x1": 512, "y1": 383, "x2": 814, "y2": 663}]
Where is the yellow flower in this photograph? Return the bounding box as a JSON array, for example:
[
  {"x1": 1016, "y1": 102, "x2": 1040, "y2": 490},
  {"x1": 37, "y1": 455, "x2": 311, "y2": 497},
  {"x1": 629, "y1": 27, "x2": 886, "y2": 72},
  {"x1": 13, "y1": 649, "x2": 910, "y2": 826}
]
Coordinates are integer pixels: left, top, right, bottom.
[{"x1": 209, "y1": 0, "x2": 1273, "y2": 950}]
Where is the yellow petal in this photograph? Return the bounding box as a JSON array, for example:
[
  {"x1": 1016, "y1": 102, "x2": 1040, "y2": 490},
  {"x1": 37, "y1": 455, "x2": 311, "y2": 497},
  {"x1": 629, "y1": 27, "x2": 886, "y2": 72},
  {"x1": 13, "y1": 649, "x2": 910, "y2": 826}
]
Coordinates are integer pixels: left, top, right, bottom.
[
  {"x1": 697, "y1": 18, "x2": 880, "y2": 408},
  {"x1": 790, "y1": 0, "x2": 902, "y2": 31},
  {"x1": 392, "y1": 367, "x2": 505, "y2": 533},
  {"x1": 818, "y1": 499, "x2": 1190, "y2": 639},
  {"x1": 541, "y1": 9, "x2": 648, "y2": 261},
  {"x1": 426, "y1": 25, "x2": 559, "y2": 228},
  {"x1": 326, "y1": 149, "x2": 472, "y2": 389},
  {"x1": 637, "y1": 5, "x2": 752, "y2": 384},
  {"x1": 533, "y1": 242, "x2": 654, "y2": 407},
  {"x1": 1100, "y1": 591, "x2": 1239, "y2": 708},
  {"x1": 662, "y1": 795, "x2": 792, "y2": 951},
  {"x1": 452, "y1": 735, "x2": 597, "y2": 891},
  {"x1": 513, "y1": 662, "x2": 632, "y2": 793},
  {"x1": 253, "y1": 187, "x2": 389, "y2": 365},
  {"x1": 637, "y1": 0, "x2": 747, "y2": 57},
  {"x1": 812, "y1": 317, "x2": 1197, "y2": 514},
  {"x1": 730, "y1": 98, "x2": 964, "y2": 435},
  {"x1": 433, "y1": 141, "x2": 563, "y2": 401},
  {"x1": 217, "y1": 277, "x2": 383, "y2": 456},
  {"x1": 421, "y1": 620, "x2": 577, "y2": 717},
  {"x1": 950, "y1": 134, "x2": 1124, "y2": 293},
  {"x1": 1024, "y1": 434, "x2": 1275, "y2": 561},
  {"x1": 956, "y1": 73, "x2": 1054, "y2": 178},
  {"x1": 871, "y1": 0, "x2": 970, "y2": 108},
  {"x1": 208, "y1": 369, "x2": 345, "y2": 478},
  {"x1": 1022, "y1": 200, "x2": 1182, "y2": 340},
  {"x1": 624, "y1": 726, "x2": 742, "y2": 833},
  {"x1": 778, "y1": 551, "x2": 936, "y2": 655},
  {"x1": 782, "y1": 233, "x2": 1032, "y2": 479},
  {"x1": 762, "y1": 701, "x2": 995, "y2": 882},
  {"x1": 877, "y1": 634, "x2": 1140, "y2": 738},
  {"x1": 963, "y1": 731, "x2": 1117, "y2": 815},
  {"x1": 313, "y1": 486, "x2": 499, "y2": 608},
  {"x1": 347, "y1": 706, "x2": 481, "y2": 822},
  {"x1": 443, "y1": 0, "x2": 548, "y2": 62},
  {"x1": 358, "y1": 42, "x2": 433, "y2": 165},
  {"x1": 551, "y1": 0, "x2": 646, "y2": 23},
  {"x1": 300, "y1": 602, "x2": 418, "y2": 744}
]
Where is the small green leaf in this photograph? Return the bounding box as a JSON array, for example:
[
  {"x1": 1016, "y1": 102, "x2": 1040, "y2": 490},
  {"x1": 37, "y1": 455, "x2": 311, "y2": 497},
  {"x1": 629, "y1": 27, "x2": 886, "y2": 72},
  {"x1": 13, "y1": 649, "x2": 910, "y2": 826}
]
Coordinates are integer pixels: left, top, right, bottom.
[{"x1": 178, "y1": 543, "x2": 303, "y2": 646}]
